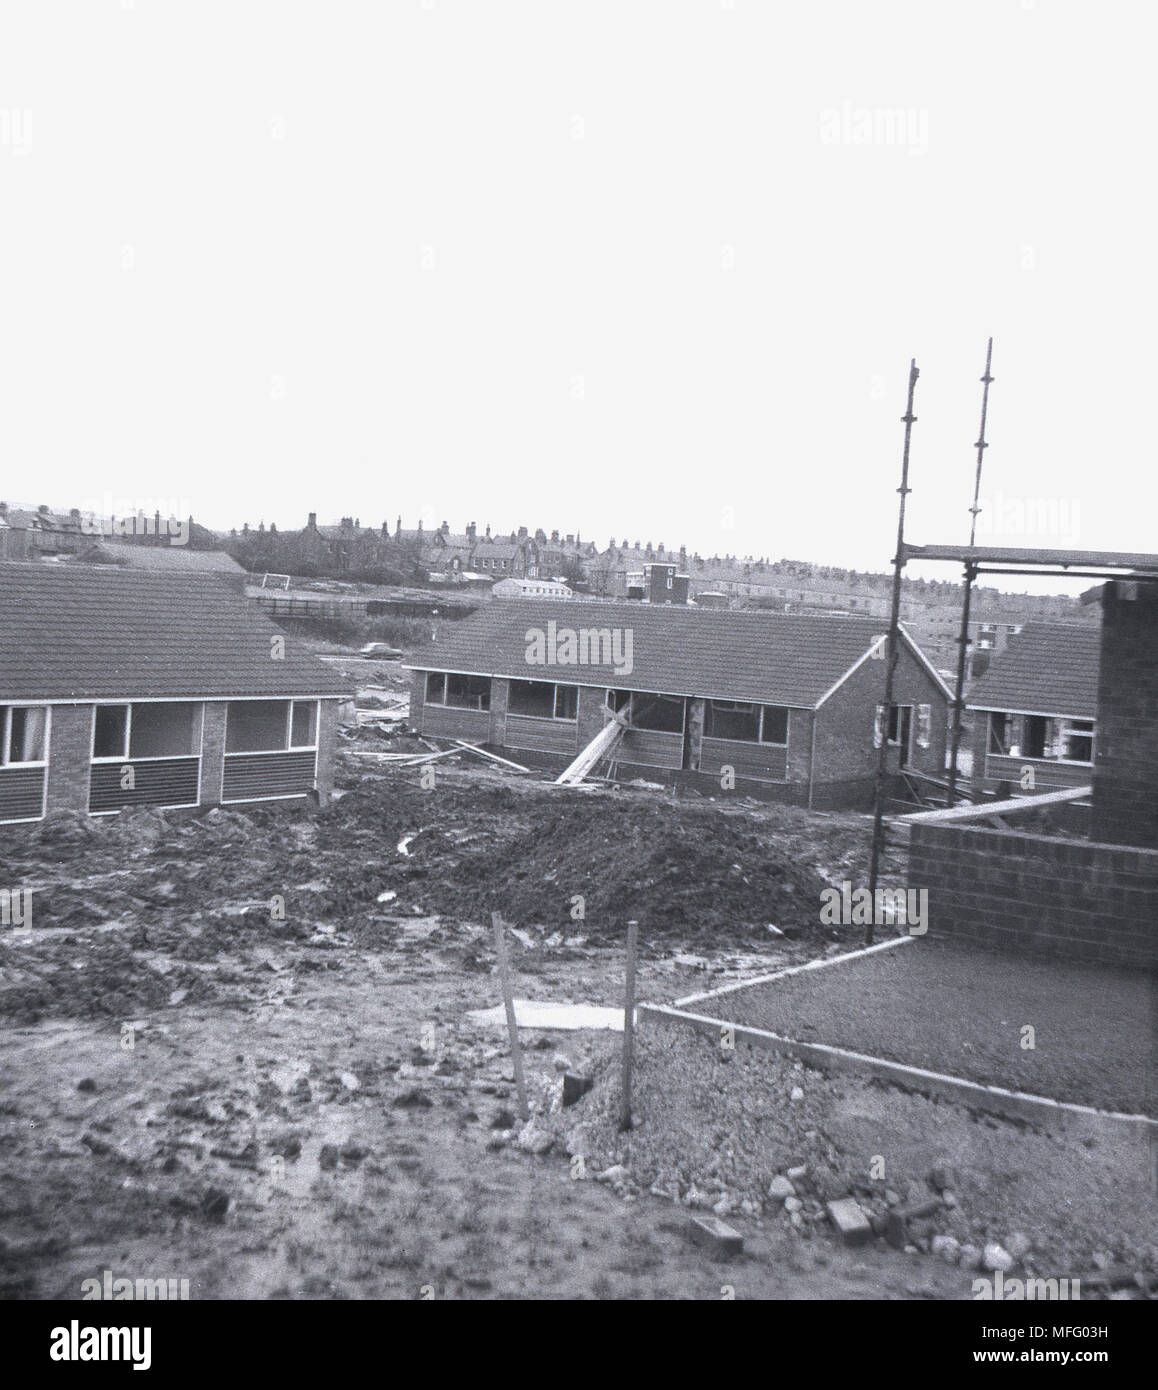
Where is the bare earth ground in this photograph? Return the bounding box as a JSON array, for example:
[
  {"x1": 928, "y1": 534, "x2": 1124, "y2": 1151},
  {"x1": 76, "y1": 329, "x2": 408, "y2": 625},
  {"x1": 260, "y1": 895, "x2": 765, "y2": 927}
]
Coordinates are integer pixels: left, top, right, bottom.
[
  {"x1": 690, "y1": 938, "x2": 1158, "y2": 1116},
  {"x1": 1, "y1": 713, "x2": 1155, "y2": 1299}
]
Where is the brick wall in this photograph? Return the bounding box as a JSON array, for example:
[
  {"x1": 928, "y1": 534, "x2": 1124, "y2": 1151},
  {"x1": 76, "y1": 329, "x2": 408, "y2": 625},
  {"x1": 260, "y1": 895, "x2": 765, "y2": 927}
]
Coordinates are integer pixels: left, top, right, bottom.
[
  {"x1": 45, "y1": 704, "x2": 93, "y2": 813},
  {"x1": 1092, "y1": 583, "x2": 1158, "y2": 848},
  {"x1": 815, "y1": 641, "x2": 948, "y2": 799},
  {"x1": 315, "y1": 699, "x2": 339, "y2": 803},
  {"x1": 909, "y1": 822, "x2": 1158, "y2": 968},
  {"x1": 489, "y1": 677, "x2": 509, "y2": 748},
  {"x1": 199, "y1": 701, "x2": 227, "y2": 805}
]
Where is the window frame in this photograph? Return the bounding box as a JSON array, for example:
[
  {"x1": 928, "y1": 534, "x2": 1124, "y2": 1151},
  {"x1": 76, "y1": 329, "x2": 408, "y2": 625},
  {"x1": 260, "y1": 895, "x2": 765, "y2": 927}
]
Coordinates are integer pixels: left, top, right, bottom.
[
  {"x1": 92, "y1": 702, "x2": 203, "y2": 763},
  {"x1": 288, "y1": 699, "x2": 320, "y2": 750},
  {"x1": 608, "y1": 690, "x2": 686, "y2": 735},
  {"x1": 92, "y1": 703, "x2": 131, "y2": 762},
  {"x1": 987, "y1": 712, "x2": 1095, "y2": 766},
  {"x1": 508, "y1": 679, "x2": 578, "y2": 722},
  {"x1": 886, "y1": 703, "x2": 913, "y2": 753},
  {"x1": 704, "y1": 699, "x2": 790, "y2": 747},
  {"x1": 1, "y1": 705, "x2": 50, "y2": 768},
  {"x1": 424, "y1": 672, "x2": 491, "y2": 712}
]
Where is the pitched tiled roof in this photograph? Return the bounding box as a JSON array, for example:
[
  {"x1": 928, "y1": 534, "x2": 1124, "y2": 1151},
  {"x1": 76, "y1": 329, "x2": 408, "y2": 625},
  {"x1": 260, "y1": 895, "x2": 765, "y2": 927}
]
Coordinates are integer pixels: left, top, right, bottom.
[
  {"x1": 0, "y1": 563, "x2": 352, "y2": 701},
  {"x1": 405, "y1": 599, "x2": 931, "y2": 707},
  {"x1": 967, "y1": 622, "x2": 1101, "y2": 719},
  {"x1": 76, "y1": 545, "x2": 246, "y2": 574},
  {"x1": 473, "y1": 541, "x2": 523, "y2": 559}
]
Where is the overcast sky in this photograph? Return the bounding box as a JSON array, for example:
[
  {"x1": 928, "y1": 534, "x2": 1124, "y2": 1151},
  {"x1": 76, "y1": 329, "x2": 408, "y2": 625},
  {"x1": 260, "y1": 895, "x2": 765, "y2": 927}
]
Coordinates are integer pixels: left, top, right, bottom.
[{"x1": 2, "y1": 1, "x2": 1152, "y2": 594}]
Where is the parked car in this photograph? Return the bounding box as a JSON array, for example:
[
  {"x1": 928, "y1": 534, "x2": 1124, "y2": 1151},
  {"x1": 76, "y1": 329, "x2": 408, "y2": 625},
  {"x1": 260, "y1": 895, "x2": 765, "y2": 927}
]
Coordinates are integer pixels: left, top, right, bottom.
[{"x1": 359, "y1": 642, "x2": 404, "y2": 659}]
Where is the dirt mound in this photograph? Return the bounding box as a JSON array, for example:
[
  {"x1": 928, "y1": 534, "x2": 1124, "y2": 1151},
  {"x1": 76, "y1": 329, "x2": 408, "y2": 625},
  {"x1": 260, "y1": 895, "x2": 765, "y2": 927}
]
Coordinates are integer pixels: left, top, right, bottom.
[
  {"x1": 316, "y1": 776, "x2": 837, "y2": 939},
  {"x1": 437, "y1": 800, "x2": 826, "y2": 937}
]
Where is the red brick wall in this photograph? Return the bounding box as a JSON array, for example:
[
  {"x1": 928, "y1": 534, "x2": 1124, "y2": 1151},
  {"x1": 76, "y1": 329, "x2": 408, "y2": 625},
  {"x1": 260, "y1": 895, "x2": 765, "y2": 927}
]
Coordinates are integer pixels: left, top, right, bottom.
[
  {"x1": 1092, "y1": 583, "x2": 1158, "y2": 848},
  {"x1": 909, "y1": 822, "x2": 1158, "y2": 968}
]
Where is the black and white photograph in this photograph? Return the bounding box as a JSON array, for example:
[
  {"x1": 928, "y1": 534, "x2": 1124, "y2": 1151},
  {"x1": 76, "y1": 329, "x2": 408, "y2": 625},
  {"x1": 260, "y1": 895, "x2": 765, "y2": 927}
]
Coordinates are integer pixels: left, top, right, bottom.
[{"x1": 0, "y1": 0, "x2": 1154, "y2": 1364}]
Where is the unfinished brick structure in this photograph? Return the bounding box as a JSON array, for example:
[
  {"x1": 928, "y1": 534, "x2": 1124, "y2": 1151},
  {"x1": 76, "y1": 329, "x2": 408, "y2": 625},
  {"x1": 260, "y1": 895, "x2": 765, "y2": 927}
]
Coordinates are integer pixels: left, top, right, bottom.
[
  {"x1": 910, "y1": 573, "x2": 1158, "y2": 968},
  {"x1": 1091, "y1": 581, "x2": 1158, "y2": 849}
]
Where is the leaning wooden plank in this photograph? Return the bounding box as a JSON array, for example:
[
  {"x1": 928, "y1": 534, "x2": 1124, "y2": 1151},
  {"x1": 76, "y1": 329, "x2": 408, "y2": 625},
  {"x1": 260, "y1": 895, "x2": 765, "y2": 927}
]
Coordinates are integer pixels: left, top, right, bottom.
[
  {"x1": 898, "y1": 784, "x2": 1090, "y2": 826},
  {"x1": 554, "y1": 714, "x2": 627, "y2": 786},
  {"x1": 397, "y1": 747, "x2": 465, "y2": 767},
  {"x1": 451, "y1": 740, "x2": 531, "y2": 773}
]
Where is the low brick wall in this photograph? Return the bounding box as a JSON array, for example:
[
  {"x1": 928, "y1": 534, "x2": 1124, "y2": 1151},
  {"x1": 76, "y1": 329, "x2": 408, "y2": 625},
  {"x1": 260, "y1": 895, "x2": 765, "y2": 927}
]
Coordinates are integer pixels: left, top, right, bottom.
[{"x1": 909, "y1": 823, "x2": 1158, "y2": 969}]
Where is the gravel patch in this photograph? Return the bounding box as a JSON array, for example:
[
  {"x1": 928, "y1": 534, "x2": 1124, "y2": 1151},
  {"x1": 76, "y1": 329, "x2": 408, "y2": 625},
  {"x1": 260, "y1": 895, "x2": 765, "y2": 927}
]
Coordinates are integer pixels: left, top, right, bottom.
[{"x1": 690, "y1": 937, "x2": 1156, "y2": 1116}]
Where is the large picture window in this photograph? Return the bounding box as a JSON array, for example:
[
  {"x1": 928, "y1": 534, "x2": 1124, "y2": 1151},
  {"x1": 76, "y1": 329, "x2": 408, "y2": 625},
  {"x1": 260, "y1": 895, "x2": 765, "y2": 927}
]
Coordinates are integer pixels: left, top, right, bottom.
[
  {"x1": 1, "y1": 706, "x2": 48, "y2": 765},
  {"x1": 425, "y1": 672, "x2": 490, "y2": 711},
  {"x1": 226, "y1": 700, "x2": 318, "y2": 753},
  {"x1": 508, "y1": 680, "x2": 578, "y2": 720},
  {"x1": 704, "y1": 700, "x2": 789, "y2": 745},
  {"x1": 93, "y1": 703, "x2": 200, "y2": 760},
  {"x1": 606, "y1": 690, "x2": 685, "y2": 734},
  {"x1": 988, "y1": 712, "x2": 1093, "y2": 765}
]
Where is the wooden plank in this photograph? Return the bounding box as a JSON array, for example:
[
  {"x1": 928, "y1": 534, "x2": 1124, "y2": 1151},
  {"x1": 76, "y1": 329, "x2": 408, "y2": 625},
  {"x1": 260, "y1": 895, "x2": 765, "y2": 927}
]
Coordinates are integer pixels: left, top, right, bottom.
[
  {"x1": 555, "y1": 714, "x2": 627, "y2": 785},
  {"x1": 450, "y1": 740, "x2": 531, "y2": 773},
  {"x1": 619, "y1": 920, "x2": 639, "y2": 1132},
  {"x1": 491, "y1": 912, "x2": 529, "y2": 1120},
  {"x1": 898, "y1": 784, "x2": 1091, "y2": 826}
]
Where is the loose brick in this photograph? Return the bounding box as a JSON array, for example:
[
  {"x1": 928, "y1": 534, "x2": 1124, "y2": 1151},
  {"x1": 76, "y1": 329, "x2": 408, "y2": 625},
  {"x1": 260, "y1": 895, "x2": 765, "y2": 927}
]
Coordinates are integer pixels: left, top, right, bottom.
[
  {"x1": 827, "y1": 1197, "x2": 872, "y2": 1247},
  {"x1": 688, "y1": 1214, "x2": 744, "y2": 1260}
]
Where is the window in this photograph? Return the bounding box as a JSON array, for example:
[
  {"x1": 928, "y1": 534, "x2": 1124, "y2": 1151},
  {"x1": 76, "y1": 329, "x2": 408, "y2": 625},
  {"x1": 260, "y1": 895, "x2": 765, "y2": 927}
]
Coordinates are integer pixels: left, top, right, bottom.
[
  {"x1": 93, "y1": 705, "x2": 129, "y2": 759},
  {"x1": 291, "y1": 701, "x2": 318, "y2": 748},
  {"x1": 128, "y1": 703, "x2": 199, "y2": 758},
  {"x1": 224, "y1": 700, "x2": 316, "y2": 754},
  {"x1": 92, "y1": 703, "x2": 200, "y2": 759},
  {"x1": 760, "y1": 706, "x2": 789, "y2": 745},
  {"x1": 227, "y1": 701, "x2": 290, "y2": 753},
  {"x1": 425, "y1": 672, "x2": 490, "y2": 711},
  {"x1": 991, "y1": 713, "x2": 1093, "y2": 765},
  {"x1": 2, "y1": 706, "x2": 47, "y2": 765},
  {"x1": 1023, "y1": 715, "x2": 1048, "y2": 760},
  {"x1": 887, "y1": 705, "x2": 912, "y2": 752},
  {"x1": 705, "y1": 700, "x2": 761, "y2": 742},
  {"x1": 629, "y1": 693, "x2": 685, "y2": 733},
  {"x1": 508, "y1": 680, "x2": 577, "y2": 720},
  {"x1": 1061, "y1": 719, "x2": 1093, "y2": 763},
  {"x1": 511, "y1": 680, "x2": 558, "y2": 719},
  {"x1": 703, "y1": 701, "x2": 790, "y2": 745}
]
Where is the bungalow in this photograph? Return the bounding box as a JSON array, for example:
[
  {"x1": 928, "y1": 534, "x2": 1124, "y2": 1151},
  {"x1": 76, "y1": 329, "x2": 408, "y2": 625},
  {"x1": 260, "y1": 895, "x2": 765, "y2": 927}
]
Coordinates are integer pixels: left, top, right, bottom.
[
  {"x1": 0, "y1": 563, "x2": 351, "y2": 824},
  {"x1": 404, "y1": 600, "x2": 951, "y2": 807},
  {"x1": 492, "y1": 577, "x2": 573, "y2": 600},
  {"x1": 967, "y1": 621, "x2": 1100, "y2": 795}
]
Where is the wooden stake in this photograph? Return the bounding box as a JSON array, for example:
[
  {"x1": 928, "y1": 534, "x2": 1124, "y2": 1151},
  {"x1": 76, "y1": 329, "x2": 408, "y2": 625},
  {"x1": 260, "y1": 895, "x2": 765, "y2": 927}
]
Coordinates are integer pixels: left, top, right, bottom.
[
  {"x1": 491, "y1": 911, "x2": 529, "y2": 1120},
  {"x1": 619, "y1": 919, "x2": 639, "y2": 1131}
]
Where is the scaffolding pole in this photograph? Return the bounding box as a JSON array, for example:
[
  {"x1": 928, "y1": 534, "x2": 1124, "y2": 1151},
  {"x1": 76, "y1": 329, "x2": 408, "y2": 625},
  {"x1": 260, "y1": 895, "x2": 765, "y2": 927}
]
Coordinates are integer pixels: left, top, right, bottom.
[
  {"x1": 866, "y1": 359, "x2": 920, "y2": 946},
  {"x1": 946, "y1": 337, "x2": 995, "y2": 807}
]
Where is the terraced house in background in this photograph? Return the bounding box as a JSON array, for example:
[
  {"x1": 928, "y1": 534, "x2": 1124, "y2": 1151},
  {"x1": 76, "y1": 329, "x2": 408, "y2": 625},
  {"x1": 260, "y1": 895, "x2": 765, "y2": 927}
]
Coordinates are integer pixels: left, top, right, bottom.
[
  {"x1": 405, "y1": 600, "x2": 952, "y2": 808},
  {"x1": 0, "y1": 564, "x2": 350, "y2": 824}
]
